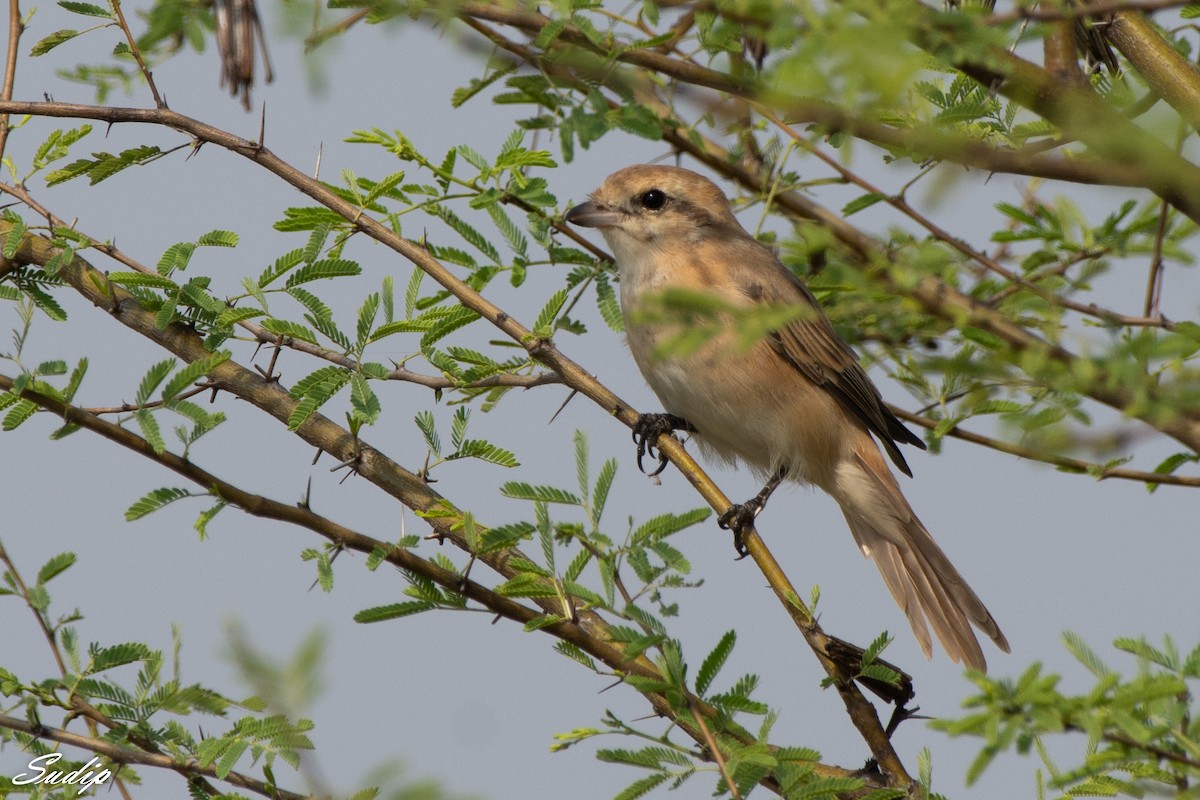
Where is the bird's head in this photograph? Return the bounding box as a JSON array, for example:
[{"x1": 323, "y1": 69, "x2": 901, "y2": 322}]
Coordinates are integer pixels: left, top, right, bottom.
[{"x1": 565, "y1": 166, "x2": 742, "y2": 261}]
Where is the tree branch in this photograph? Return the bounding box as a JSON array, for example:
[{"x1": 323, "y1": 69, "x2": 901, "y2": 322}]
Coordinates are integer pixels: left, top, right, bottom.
[
  {"x1": 1101, "y1": 8, "x2": 1200, "y2": 131},
  {"x1": 439, "y1": 9, "x2": 1200, "y2": 457},
  {"x1": 889, "y1": 405, "x2": 1200, "y2": 488},
  {"x1": 0, "y1": 229, "x2": 864, "y2": 793},
  {"x1": 0, "y1": 712, "x2": 307, "y2": 800}
]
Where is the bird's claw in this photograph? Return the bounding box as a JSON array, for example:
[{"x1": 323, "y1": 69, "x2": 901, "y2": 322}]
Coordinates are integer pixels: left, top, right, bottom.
[
  {"x1": 632, "y1": 413, "x2": 691, "y2": 476},
  {"x1": 717, "y1": 499, "x2": 765, "y2": 557}
]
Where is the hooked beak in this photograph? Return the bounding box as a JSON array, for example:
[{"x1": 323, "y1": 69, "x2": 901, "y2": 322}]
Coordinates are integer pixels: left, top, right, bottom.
[{"x1": 564, "y1": 200, "x2": 623, "y2": 228}]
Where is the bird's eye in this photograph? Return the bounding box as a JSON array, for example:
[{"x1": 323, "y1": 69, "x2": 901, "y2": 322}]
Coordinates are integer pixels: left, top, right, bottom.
[{"x1": 639, "y1": 189, "x2": 667, "y2": 211}]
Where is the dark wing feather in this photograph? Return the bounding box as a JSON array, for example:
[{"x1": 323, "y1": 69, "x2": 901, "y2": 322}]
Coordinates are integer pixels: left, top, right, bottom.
[{"x1": 740, "y1": 259, "x2": 926, "y2": 476}]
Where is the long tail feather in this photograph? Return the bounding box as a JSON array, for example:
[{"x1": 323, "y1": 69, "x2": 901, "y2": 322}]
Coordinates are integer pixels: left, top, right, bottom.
[{"x1": 829, "y1": 443, "x2": 1009, "y2": 671}]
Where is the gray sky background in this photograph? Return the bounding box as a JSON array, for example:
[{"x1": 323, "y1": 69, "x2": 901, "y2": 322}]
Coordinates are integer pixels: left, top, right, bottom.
[{"x1": 1, "y1": 4, "x2": 1197, "y2": 799}]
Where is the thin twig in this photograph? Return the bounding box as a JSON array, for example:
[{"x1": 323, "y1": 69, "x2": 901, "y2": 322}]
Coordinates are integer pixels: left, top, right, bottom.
[
  {"x1": 108, "y1": 0, "x2": 165, "y2": 108},
  {"x1": 758, "y1": 108, "x2": 1169, "y2": 331},
  {"x1": 1144, "y1": 198, "x2": 1170, "y2": 317},
  {"x1": 890, "y1": 405, "x2": 1200, "y2": 488},
  {"x1": 0, "y1": 0, "x2": 22, "y2": 160},
  {"x1": 81, "y1": 382, "x2": 213, "y2": 414},
  {"x1": 983, "y1": 0, "x2": 1196, "y2": 25}
]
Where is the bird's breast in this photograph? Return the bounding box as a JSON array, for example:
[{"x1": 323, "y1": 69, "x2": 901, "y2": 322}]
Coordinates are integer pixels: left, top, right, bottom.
[{"x1": 621, "y1": 298, "x2": 848, "y2": 488}]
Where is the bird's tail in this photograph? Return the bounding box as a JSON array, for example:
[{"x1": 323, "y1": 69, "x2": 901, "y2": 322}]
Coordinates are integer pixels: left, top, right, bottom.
[{"x1": 827, "y1": 440, "x2": 1009, "y2": 672}]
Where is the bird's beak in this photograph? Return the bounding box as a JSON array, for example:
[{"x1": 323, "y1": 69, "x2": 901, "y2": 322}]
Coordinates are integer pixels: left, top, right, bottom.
[{"x1": 564, "y1": 201, "x2": 622, "y2": 228}]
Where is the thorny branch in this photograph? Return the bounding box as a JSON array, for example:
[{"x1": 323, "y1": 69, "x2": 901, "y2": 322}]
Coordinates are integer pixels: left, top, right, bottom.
[{"x1": 0, "y1": 229, "x2": 862, "y2": 794}]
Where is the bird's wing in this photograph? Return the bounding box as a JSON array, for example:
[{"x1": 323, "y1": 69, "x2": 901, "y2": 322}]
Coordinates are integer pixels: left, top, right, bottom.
[{"x1": 739, "y1": 258, "x2": 926, "y2": 476}]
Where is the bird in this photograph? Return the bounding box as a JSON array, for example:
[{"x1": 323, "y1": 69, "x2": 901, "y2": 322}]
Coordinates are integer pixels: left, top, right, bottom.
[{"x1": 564, "y1": 164, "x2": 1009, "y2": 671}]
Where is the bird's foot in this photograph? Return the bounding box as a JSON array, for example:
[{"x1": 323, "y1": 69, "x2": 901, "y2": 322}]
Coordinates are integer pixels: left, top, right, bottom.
[
  {"x1": 717, "y1": 498, "x2": 765, "y2": 557},
  {"x1": 632, "y1": 413, "x2": 693, "y2": 476},
  {"x1": 717, "y1": 467, "x2": 787, "y2": 556}
]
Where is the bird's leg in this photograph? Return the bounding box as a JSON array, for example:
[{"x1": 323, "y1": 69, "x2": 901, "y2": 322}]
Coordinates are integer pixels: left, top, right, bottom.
[
  {"x1": 632, "y1": 413, "x2": 696, "y2": 476},
  {"x1": 718, "y1": 466, "x2": 787, "y2": 554}
]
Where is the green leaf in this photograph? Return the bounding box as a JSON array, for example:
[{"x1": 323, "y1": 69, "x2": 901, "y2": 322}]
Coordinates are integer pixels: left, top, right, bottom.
[
  {"x1": 523, "y1": 614, "x2": 566, "y2": 632},
  {"x1": 196, "y1": 230, "x2": 239, "y2": 247},
  {"x1": 862, "y1": 631, "x2": 892, "y2": 665},
  {"x1": 285, "y1": 258, "x2": 362, "y2": 286},
  {"x1": 1062, "y1": 630, "x2": 1112, "y2": 677},
  {"x1": 288, "y1": 368, "x2": 351, "y2": 430},
  {"x1": 2, "y1": 399, "x2": 39, "y2": 430},
  {"x1": 554, "y1": 641, "x2": 598, "y2": 671},
  {"x1": 194, "y1": 502, "x2": 226, "y2": 539},
  {"x1": 591, "y1": 458, "x2": 616, "y2": 524},
  {"x1": 45, "y1": 145, "x2": 163, "y2": 186},
  {"x1": 134, "y1": 408, "x2": 165, "y2": 452},
  {"x1": 484, "y1": 202, "x2": 529, "y2": 257},
  {"x1": 58, "y1": 1, "x2": 113, "y2": 17},
  {"x1": 1153, "y1": 451, "x2": 1199, "y2": 476},
  {"x1": 260, "y1": 318, "x2": 319, "y2": 344},
  {"x1": 356, "y1": 293, "x2": 379, "y2": 345},
  {"x1": 500, "y1": 482, "x2": 580, "y2": 504},
  {"x1": 421, "y1": 306, "x2": 480, "y2": 347},
  {"x1": 632, "y1": 508, "x2": 710, "y2": 541},
  {"x1": 1, "y1": 216, "x2": 25, "y2": 259},
  {"x1": 404, "y1": 268, "x2": 423, "y2": 318},
  {"x1": 362, "y1": 171, "x2": 407, "y2": 206},
  {"x1": 613, "y1": 773, "x2": 670, "y2": 800},
  {"x1": 289, "y1": 365, "x2": 350, "y2": 399},
  {"x1": 42, "y1": 246, "x2": 75, "y2": 278},
  {"x1": 23, "y1": 282, "x2": 67, "y2": 321},
  {"x1": 157, "y1": 242, "x2": 195, "y2": 275},
  {"x1": 88, "y1": 642, "x2": 150, "y2": 673},
  {"x1": 32, "y1": 125, "x2": 92, "y2": 170},
  {"x1": 495, "y1": 147, "x2": 557, "y2": 171},
  {"x1": 449, "y1": 440, "x2": 520, "y2": 467},
  {"x1": 533, "y1": 17, "x2": 569, "y2": 48},
  {"x1": 258, "y1": 248, "x2": 306, "y2": 287},
  {"x1": 450, "y1": 407, "x2": 470, "y2": 450},
  {"x1": 451, "y1": 62, "x2": 517, "y2": 107},
  {"x1": 349, "y1": 374, "x2": 381, "y2": 425},
  {"x1": 414, "y1": 410, "x2": 441, "y2": 455},
  {"x1": 609, "y1": 104, "x2": 663, "y2": 140},
  {"x1": 31, "y1": 29, "x2": 80, "y2": 56},
  {"x1": 428, "y1": 204, "x2": 501, "y2": 263},
  {"x1": 494, "y1": 573, "x2": 557, "y2": 598},
  {"x1": 595, "y1": 276, "x2": 624, "y2": 332},
  {"x1": 533, "y1": 289, "x2": 567, "y2": 335},
  {"x1": 108, "y1": 272, "x2": 179, "y2": 290},
  {"x1": 573, "y1": 430, "x2": 590, "y2": 501},
  {"x1": 275, "y1": 205, "x2": 344, "y2": 232},
  {"x1": 161, "y1": 352, "x2": 230, "y2": 404},
  {"x1": 354, "y1": 602, "x2": 436, "y2": 622},
  {"x1": 696, "y1": 630, "x2": 736, "y2": 696},
  {"x1": 843, "y1": 192, "x2": 886, "y2": 216},
  {"x1": 126, "y1": 487, "x2": 192, "y2": 521},
  {"x1": 136, "y1": 358, "x2": 176, "y2": 404},
  {"x1": 215, "y1": 307, "x2": 266, "y2": 327},
  {"x1": 36, "y1": 552, "x2": 77, "y2": 585}
]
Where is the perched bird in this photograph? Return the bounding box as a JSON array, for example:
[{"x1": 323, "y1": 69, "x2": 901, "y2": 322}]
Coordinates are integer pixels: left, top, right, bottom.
[{"x1": 565, "y1": 165, "x2": 1009, "y2": 671}]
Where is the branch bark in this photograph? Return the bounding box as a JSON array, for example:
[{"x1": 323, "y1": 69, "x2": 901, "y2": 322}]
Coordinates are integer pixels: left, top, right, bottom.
[{"x1": 0, "y1": 224, "x2": 867, "y2": 792}]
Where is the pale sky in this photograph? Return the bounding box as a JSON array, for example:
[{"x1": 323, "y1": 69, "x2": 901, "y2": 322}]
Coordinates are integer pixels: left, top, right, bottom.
[{"x1": 1, "y1": 5, "x2": 1197, "y2": 799}]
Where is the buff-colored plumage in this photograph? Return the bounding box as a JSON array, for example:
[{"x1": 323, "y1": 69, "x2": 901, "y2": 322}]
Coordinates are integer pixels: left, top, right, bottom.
[{"x1": 566, "y1": 165, "x2": 1009, "y2": 671}]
